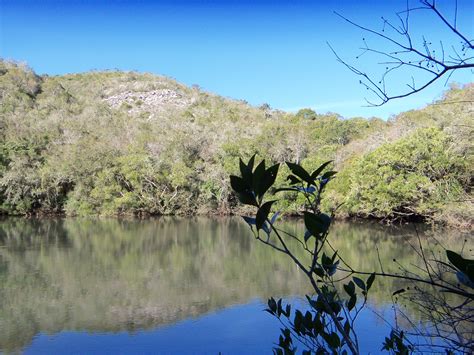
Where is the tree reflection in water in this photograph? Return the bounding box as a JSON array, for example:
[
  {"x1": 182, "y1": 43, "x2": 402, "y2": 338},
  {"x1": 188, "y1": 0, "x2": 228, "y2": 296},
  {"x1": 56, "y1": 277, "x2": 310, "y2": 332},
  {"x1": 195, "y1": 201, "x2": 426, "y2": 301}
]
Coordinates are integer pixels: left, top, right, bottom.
[{"x1": 0, "y1": 218, "x2": 466, "y2": 352}]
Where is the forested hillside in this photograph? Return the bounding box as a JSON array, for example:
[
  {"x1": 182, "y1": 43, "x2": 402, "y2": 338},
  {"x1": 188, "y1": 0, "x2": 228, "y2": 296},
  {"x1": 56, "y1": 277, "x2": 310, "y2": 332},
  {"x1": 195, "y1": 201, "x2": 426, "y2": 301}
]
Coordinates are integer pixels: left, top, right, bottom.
[{"x1": 1, "y1": 60, "x2": 472, "y2": 227}]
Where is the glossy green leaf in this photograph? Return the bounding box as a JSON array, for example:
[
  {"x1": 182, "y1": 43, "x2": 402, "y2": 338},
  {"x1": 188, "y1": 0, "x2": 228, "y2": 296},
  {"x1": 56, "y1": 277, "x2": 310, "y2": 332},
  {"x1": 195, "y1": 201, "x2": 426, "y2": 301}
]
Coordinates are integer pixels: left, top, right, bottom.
[
  {"x1": 258, "y1": 163, "x2": 280, "y2": 198},
  {"x1": 238, "y1": 155, "x2": 255, "y2": 184},
  {"x1": 286, "y1": 174, "x2": 301, "y2": 185},
  {"x1": 322, "y1": 331, "x2": 341, "y2": 349},
  {"x1": 256, "y1": 200, "x2": 276, "y2": 230},
  {"x1": 344, "y1": 320, "x2": 351, "y2": 335},
  {"x1": 447, "y1": 250, "x2": 474, "y2": 282},
  {"x1": 344, "y1": 281, "x2": 355, "y2": 296},
  {"x1": 310, "y1": 160, "x2": 333, "y2": 179},
  {"x1": 366, "y1": 273, "x2": 376, "y2": 291},
  {"x1": 312, "y1": 266, "x2": 325, "y2": 278},
  {"x1": 230, "y1": 175, "x2": 247, "y2": 194},
  {"x1": 268, "y1": 297, "x2": 277, "y2": 313},
  {"x1": 353, "y1": 277, "x2": 366, "y2": 290},
  {"x1": 347, "y1": 294, "x2": 356, "y2": 311},
  {"x1": 392, "y1": 288, "x2": 406, "y2": 296},
  {"x1": 304, "y1": 212, "x2": 331, "y2": 239},
  {"x1": 252, "y1": 160, "x2": 266, "y2": 195},
  {"x1": 237, "y1": 192, "x2": 257, "y2": 206},
  {"x1": 321, "y1": 170, "x2": 337, "y2": 180},
  {"x1": 286, "y1": 162, "x2": 313, "y2": 184}
]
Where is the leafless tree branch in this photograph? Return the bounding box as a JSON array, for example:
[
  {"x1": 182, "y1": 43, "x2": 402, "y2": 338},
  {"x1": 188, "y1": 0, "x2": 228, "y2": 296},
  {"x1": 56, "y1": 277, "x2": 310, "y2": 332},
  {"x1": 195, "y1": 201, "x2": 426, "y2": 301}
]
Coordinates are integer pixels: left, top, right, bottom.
[{"x1": 330, "y1": 0, "x2": 474, "y2": 106}]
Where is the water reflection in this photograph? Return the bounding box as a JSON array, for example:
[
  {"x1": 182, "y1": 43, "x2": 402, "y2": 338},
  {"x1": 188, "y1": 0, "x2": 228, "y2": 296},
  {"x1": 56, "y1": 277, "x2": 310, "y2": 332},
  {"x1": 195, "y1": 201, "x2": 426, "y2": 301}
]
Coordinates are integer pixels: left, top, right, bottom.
[{"x1": 0, "y1": 218, "x2": 467, "y2": 352}]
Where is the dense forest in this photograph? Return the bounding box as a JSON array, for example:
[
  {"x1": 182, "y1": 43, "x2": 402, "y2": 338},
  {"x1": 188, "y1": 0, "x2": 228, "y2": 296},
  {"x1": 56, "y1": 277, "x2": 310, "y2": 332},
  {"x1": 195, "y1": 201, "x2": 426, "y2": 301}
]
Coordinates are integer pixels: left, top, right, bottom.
[{"x1": 0, "y1": 60, "x2": 472, "y2": 227}]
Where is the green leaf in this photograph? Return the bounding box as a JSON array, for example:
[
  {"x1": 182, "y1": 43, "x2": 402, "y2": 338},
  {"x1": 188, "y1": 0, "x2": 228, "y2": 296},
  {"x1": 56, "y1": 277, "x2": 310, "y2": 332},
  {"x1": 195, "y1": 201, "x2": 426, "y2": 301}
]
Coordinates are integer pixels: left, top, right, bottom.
[
  {"x1": 321, "y1": 252, "x2": 331, "y2": 266},
  {"x1": 322, "y1": 332, "x2": 340, "y2": 349},
  {"x1": 258, "y1": 163, "x2": 279, "y2": 198},
  {"x1": 247, "y1": 154, "x2": 255, "y2": 171},
  {"x1": 344, "y1": 281, "x2": 355, "y2": 296},
  {"x1": 286, "y1": 162, "x2": 313, "y2": 185},
  {"x1": 252, "y1": 160, "x2": 266, "y2": 195},
  {"x1": 347, "y1": 294, "x2": 356, "y2": 311},
  {"x1": 277, "y1": 298, "x2": 282, "y2": 316},
  {"x1": 344, "y1": 320, "x2": 351, "y2": 336},
  {"x1": 230, "y1": 175, "x2": 247, "y2": 194},
  {"x1": 353, "y1": 277, "x2": 366, "y2": 290},
  {"x1": 392, "y1": 288, "x2": 406, "y2": 297},
  {"x1": 237, "y1": 192, "x2": 257, "y2": 206},
  {"x1": 366, "y1": 273, "x2": 376, "y2": 291},
  {"x1": 304, "y1": 212, "x2": 331, "y2": 239},
  {"x1": 239, "y1": 155, "x2": 256, "y2": 186},
  {"x1": 256, "y1": 200, "x2": 276, "y2": 230},
  {"x1": 303, "y1": 311, "x2": 313, "y2": 330},
  {"x1": 446, "y1": 250, "x2": 474, "y2": 282},
  {"x1": 294, "y1": 310, "x2": 303, "y2": 333},
  {"x1": 310, "y1": 160, "x2": 333, "y2": 179},
  {"x1": 330, "y1": 301, "x2": 341, "y2": 315},
  {"x1": 312, "y1": 266, "x2": 325, "y2": 278},
  {"x1": 268, "y1": 297, "x2": 277, "y2": 313},
  {"x1": 286, "y1": 174, "x2": 301, "y2": 185},
  {"x1": 321, "y1": 170, "x2": 337, "y2": 180},
  {"x1": 239, "y1": 158, "x2": 252, "y2": 186},
  {"x1": 313, "y1": 315, "x2": 323, "y2": 335}
]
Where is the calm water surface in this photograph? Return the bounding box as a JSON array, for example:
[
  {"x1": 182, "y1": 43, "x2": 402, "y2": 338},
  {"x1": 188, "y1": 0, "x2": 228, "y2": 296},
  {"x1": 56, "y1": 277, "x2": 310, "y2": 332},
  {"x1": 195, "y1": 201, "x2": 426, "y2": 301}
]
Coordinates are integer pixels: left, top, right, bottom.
[{"x1": 0, "y1": 217, "x2": 466, "y2": 354}]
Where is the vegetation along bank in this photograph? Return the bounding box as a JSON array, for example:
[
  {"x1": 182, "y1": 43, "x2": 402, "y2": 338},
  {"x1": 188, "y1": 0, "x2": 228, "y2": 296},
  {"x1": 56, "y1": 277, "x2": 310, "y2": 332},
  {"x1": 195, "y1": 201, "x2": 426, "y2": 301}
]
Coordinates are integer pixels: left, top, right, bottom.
[{"x1": 0, "y1": 60, "x2": 472, "y2": 228}]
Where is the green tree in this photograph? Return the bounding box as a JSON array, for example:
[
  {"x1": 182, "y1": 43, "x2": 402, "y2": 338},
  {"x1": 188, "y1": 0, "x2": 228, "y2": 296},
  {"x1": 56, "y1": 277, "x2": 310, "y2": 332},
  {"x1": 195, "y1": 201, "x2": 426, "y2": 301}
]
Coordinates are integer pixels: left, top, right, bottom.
[
  {"x1": 295, "y1": 108, "x2": 317, "y2": 120},
  {"x1": 344, "y1": 128, "x2": 468, "y2": 221}
]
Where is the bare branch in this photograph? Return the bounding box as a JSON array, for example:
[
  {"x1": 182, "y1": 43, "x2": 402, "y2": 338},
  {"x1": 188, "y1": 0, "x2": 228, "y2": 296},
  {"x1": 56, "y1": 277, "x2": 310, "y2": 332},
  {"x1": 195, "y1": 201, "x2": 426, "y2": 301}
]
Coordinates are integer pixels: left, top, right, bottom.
[
  {"x1": 331, "y1": 0, "x2": 474, "y2": 105},
  {"x1": 421, "y1": 0, "x2": 473, "y2": 49}
]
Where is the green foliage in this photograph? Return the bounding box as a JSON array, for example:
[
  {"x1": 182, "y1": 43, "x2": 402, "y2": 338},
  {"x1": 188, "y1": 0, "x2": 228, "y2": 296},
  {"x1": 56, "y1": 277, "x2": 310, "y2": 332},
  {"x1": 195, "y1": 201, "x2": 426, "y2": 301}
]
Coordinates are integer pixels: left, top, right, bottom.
[
  {"x1": 232, "y1": 157, "x2": 365, "y2": 353},
  {"x1": 446, "y1": 250, "x2": 474, "y2": 288},
  {"x1": 340, "y1": 128, "x2": 469, "y2": 221},
  {"x1": 381, "y1": 330, "x2": 413, "y2": 355},
  {"x1": 295, "y1": 108, "x2": 317, "y2": 120},
  {"x1": 0, "y1": 135, "x2": 72, "y2": 215},
  {"x1": 0, "y1": 60, "x2": 472, "y2": 226},
  {"x1": 231, "y1": 156, "x2": 473, "y2": 354}
]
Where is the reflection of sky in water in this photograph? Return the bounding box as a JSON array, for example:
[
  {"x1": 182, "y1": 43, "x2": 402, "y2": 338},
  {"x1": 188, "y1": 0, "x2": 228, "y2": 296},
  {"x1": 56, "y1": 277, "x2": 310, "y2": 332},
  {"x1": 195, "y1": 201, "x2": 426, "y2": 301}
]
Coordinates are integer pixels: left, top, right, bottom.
[{"x1": 26, "y1": 299, "x2": 393, "y2": 354}]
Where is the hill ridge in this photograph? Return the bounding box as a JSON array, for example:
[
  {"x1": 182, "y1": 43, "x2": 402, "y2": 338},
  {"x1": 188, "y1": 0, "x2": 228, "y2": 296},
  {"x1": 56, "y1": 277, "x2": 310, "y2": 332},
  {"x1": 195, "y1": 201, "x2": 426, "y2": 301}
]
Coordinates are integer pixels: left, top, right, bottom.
[{"x1": 0, "y1": 60, "x2": 472, "y2": 227}]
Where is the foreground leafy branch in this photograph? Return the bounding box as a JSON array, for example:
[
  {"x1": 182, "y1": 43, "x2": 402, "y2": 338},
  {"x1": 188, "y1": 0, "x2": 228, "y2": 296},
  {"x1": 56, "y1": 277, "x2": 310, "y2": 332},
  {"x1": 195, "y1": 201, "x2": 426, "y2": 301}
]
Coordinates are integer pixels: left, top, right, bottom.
[{"x1": 230, "y1": 155, "x2": 473, "y2": 354}]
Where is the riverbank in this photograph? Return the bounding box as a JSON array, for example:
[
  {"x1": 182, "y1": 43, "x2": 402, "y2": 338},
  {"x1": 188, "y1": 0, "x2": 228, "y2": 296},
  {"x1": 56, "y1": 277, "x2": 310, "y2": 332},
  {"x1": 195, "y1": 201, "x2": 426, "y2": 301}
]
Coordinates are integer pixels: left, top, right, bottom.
[
  {"x1": 1, "y1": 61, "x2": 472, "y2": 228},
  {"x1": 1, "y1": 210, "x2": 472, "y2": 231}
]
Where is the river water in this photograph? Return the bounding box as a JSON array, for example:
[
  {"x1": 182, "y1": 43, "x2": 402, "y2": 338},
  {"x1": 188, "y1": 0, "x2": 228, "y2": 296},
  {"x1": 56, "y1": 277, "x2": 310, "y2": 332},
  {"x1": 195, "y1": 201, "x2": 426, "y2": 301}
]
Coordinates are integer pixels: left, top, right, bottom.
[{"x1": 0, "y1": 217, "x2": 467, "y2": 354}]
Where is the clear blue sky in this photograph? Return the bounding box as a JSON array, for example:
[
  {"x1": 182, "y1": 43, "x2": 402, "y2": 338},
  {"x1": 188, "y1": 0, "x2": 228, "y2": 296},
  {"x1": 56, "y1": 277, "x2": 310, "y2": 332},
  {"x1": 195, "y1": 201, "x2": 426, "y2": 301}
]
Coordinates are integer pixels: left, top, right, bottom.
[{"x1": 1, "y1": 0, "x2": 473, "y2": 118}]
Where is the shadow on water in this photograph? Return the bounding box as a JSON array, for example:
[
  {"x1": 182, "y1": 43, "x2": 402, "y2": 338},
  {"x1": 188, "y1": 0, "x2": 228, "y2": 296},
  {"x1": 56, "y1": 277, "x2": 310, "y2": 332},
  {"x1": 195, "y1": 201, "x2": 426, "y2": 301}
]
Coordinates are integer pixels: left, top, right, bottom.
[{"x1": 0, "y1": 217, "x2": 467, "y2": 352}]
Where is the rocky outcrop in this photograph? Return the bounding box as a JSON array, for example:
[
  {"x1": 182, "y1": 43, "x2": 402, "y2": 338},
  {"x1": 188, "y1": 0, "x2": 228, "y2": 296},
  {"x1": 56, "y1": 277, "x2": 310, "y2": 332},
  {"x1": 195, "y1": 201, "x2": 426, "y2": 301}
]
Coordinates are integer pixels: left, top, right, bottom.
[{"x1": 103, "y1": 89, "x2": 194, "y2": 114}]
